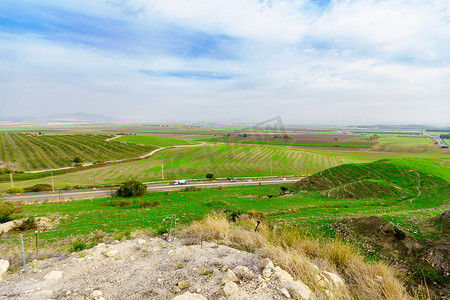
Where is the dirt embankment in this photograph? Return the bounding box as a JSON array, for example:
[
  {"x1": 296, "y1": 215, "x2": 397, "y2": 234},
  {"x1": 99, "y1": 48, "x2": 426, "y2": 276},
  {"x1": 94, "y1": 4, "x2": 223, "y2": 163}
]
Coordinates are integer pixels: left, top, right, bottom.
[{"x1": 333, "y1": 214, "x2": 450, "y2": 299}]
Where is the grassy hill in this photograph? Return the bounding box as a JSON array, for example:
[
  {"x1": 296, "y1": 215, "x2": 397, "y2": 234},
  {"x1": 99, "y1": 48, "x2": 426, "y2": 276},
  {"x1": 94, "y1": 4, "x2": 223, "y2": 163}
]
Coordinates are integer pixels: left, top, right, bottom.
[{"x1": 293, "y1": 159, "x2": 450, "y2": 200}]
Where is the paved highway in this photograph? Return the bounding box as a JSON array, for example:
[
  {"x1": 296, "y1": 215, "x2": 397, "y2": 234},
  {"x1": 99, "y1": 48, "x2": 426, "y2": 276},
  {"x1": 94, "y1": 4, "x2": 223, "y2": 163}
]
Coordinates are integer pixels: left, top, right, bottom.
[{"x1": 7, "y1": 177, "x2": 303, "y2": 202}]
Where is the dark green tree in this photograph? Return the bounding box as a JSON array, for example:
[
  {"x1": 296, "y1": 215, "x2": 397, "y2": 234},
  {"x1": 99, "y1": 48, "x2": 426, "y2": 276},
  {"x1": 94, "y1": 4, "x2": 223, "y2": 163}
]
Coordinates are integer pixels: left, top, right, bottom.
[
  {"x1": 117, "y1": 179, "x2": 147, "y2": 197},
  {"x1": 206, "y1": 173, "x2": 214, "y2": 180}
]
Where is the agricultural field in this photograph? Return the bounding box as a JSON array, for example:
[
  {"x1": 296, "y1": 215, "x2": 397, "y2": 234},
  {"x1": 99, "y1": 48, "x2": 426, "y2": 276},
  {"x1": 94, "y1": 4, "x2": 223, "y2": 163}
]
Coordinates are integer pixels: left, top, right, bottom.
[
  {"x1": 1, "y1": 142, "x2": 448, "y2": 191},
  {"x1": 7, "y1": 159, "x2": 448, "y2": 243},
  {"x1": 198, "y1": 131, "x2": 375, "y2": 148},
  {"x1": 369, "y1": 135, "x2": 445, "y2": 153},
  {"x1": 0, "y1": 133, "x2": 155, "y2": 171},
  {"x1": 115, "y1": 135, "x2": 196, "y2": 147}
]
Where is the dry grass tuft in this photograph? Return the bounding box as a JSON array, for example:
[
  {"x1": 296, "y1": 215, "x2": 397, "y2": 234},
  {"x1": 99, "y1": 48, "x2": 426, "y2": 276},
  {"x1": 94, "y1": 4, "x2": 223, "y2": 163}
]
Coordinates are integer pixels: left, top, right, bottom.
[
  {"x1": 189, "y1": 215, "x2": 230, "y2": 240},
  {"x1": 187, "y1": 215, "x2": 411, "y2": 300}
]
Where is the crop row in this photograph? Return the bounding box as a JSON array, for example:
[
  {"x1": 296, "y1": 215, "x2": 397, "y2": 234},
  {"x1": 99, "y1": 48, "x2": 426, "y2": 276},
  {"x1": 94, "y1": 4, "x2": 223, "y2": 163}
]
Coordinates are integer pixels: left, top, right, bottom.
[
  {"x1": 70, "y1": 144, "x2": 355, "y2": 186},
  {"x1": 0, "y1": 133, "x2": 155, "y2": 171}
]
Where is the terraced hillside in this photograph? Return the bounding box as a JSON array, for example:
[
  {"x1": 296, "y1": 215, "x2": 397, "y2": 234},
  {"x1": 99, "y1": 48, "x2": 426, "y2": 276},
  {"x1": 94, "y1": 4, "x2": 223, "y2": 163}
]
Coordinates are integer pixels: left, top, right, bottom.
[
  {"x1": 293, "y1": 159, "x2": 450, "y2": 200},
  {"x1": 0, "y1": 133, "x2": 155, "y2": 171}
]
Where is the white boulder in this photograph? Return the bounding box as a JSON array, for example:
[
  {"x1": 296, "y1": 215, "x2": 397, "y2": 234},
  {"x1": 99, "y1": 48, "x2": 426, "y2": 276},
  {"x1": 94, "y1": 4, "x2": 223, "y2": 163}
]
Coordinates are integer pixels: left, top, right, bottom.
[
  {"x1": 223, "y1": 281, "x2": 239, "y2": 296},
  {"x1": 172, "y1": 292, "x2": 207, "y2": 300},
  {"x1": 222, "y1": 269, "x2": 238, "y2": 284},
  {"x1": 0, "y1": 259, "x2": 9, "y2": 280},
  {"x1": 322, "y1": 271, "x2": 344, "y2": 287},
  {"x1": 285, "y1": 280, "x2": 313, "y2": 300}
]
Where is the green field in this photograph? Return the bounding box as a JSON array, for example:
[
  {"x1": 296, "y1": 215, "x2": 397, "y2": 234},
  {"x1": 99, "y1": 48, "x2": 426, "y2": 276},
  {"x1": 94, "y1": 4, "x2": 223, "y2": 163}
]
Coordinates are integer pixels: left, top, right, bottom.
[
  {"x1": 370, "y1": 135, "x2": 444, "y2": 153},
  {"x1": 115, "y1": 135, "x2": 196, "y2": 147},
  {"x1": 2, "y1": 141, "x2": 448, "y2": 191},
  {"x1": 200, "y1": 139, "x2": 372, "y2": 148},
  {"x1": 8, "y1": 159, "x2": 449, "y2": 245},
  {"x1": 0, "y1": 133, "x2": 154, "y2": 171}
]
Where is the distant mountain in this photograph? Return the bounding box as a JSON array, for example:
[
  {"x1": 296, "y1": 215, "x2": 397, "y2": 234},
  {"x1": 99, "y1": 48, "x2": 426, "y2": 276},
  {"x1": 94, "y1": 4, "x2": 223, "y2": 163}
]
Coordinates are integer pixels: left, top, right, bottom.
[
  {"x1": 45, "y1": 112, "x2": 118, "y2": 122},
  {"x1": 0, "y1": 113, "x2": 118, "y2": 122}
]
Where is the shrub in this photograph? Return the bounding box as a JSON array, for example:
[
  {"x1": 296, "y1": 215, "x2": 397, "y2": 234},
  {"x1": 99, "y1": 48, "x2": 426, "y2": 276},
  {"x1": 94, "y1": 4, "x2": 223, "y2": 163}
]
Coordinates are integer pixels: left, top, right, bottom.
[
  {"x1": 24, "y1": 184, "x2": 52, "y2": 192},
  {"x1": 0, "y1": 201, "x2": 16, "y2": 223},
  {"x1": 117, "y1": 179, "x2": 146, "y2": 197},
  {"x1": 140, "y1": 201, "x2": 161, "y2": 208},
  {"x1": 69, "y1": 240, "x2": 87, "y2": 252},
  {"x1": 105, "y1": 199, "x2": 134, "y2": 207},
  {"x1": 183, "y1": 186, "x2": 201, "y2": 192},
  {"x1": 73, "y1": 156, "x2": 83, "y2": 163},
  {"x1": 206, "y1": 173, "x2": 214, "y2": 180},
  {"x1": 7, "y1": 188, "x2": 24, "y2": 193},
  {"x1": 280, "y1": 185, "x2": 289, "y2": 193},
  {"x1": 19, "y1": 217, "x2": 37, "y2": 231}
]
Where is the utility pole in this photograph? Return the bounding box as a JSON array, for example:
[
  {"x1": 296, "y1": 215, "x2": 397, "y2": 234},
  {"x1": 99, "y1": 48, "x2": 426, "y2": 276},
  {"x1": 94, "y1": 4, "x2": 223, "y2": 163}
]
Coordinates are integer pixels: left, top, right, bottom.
[
  {"x1": 10, "y1": 172, "x2": 14, "y2": 188},
  {"x1": 161, "y1": 164, "x2": 164, "y2": 180},
  {"x1": 51, "y1": 172, "x2": 55, "y2": 192}
]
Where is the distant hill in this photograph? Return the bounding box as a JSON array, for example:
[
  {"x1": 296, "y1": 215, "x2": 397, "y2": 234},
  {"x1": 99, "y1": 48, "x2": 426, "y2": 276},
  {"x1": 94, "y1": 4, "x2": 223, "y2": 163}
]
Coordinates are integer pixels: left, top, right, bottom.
[
  {"x1": 293, "y1": 159, "x2": 450, "y2": 200},
  {"x1": 0, "y1": 112, "x2": 118, "y2": 123}
]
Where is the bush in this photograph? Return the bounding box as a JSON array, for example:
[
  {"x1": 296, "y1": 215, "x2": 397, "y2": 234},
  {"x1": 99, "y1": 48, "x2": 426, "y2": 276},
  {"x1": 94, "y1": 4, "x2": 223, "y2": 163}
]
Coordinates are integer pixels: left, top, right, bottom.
[
  {"x1": 0, "y1": 201, "x2": 16, "y2": 223},
  {"x1": 117, "y1": 179, "x2": 146, "y2": 197},
  {"x1": 73, "y1": 156, "x2": 83, "y2": 163},
  {"x1": 24, "y1": 184, "x2": 52, "y2": 192},
  {"x1": 105, "y1": 199, "x2": 134, "y2": 207},
  {"x1": 183, "y1": 186, "x2": 201, "y2": 192},
  {"x1": 69, "y1": 240, "x2": 87, "y2": 252},
  {"x1": 0, "y1": 168, "x2": 13, "y2": 174},
  {"x1": 7, "y1": 188, "x2": 24, "y2": 194},
  {"x1": 140, "y1": 201, "x2": 161, "y2": 208},
  {"x1": 19, "y1": 217, "x2": 37, "y2": 231},
  {"x1": 206, "y1": 173, "x2": 214, "y2": 180}
]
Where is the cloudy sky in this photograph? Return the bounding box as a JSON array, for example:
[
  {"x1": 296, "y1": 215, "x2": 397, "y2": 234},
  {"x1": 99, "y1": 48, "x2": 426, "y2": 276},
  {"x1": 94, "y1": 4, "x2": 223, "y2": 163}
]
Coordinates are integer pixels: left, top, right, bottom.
[{"x1": 1, "y1": 0, "x2": 449, "y2": 125}]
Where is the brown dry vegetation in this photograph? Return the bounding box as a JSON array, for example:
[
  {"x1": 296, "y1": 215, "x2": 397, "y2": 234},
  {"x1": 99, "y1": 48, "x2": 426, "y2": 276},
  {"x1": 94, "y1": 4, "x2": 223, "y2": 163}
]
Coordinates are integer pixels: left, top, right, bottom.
[{"x1": 187, "y1": 215, "x2": 411, "y2": 300}]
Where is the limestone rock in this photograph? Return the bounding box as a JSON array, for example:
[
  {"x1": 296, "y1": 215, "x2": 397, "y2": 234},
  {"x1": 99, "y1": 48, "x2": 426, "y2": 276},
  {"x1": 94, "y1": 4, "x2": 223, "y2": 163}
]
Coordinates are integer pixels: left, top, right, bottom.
[
  {"x1": 258, "y1": 258, "x2": 273, "y2": 269},
  {"x1": 222, "y1": 269, "x2": 238, "y2": 284},
  {"x1": 106, "y1": 249, "x2": 119, "y2": 257},
  {"x1": 262, "y1": 267, "x2": 272, "y2": 278},
  {"x1": 172, "y1": 292, "x2": 207, "y2": 300},
  {"x1": 0, "y1": 259, "x2": 9, "y2": 281},
  {"x1": 233, "y1": 265, "x2": 254, "y2": 281},
  {"x1": 273, "y1": 266, "x2": 294, "y2": 284},
  {"x1": 44, "y1": 270, "x2": 63, "y2": 280},
  {"x1": 91, "y1": 290, "x2": 104, "y2": 300},
  {"x1": 280, "y1": 287, "x2": 291, "y2": 298},
  {"x1": 178, "y1": 280, "x2": 191, "y2": 290},
  {"x1": 285, "y1": 280, "x2": 313, "y2": 300},
  {"x1": 137, "y1": 238, "x2": 146, "y2": 245},
  {"x1": 322, "y1": 271, "x2": 344, "y2": 287},
  {"x1": 223, "y1": 281, "x2": 239, "y2": 296}
]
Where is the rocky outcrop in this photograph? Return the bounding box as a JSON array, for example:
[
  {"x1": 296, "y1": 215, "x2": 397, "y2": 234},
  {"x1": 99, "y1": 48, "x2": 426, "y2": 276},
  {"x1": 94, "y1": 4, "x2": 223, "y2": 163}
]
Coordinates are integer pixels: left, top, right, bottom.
[{"x1": 0, "y1": 259, "x2": 8, "y2": 281}]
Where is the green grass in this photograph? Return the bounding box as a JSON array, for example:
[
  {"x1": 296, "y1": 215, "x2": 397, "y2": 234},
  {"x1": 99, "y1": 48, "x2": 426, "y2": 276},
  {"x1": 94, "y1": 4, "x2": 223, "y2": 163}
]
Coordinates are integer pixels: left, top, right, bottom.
[
  {"x1": 294, "y1": 159, "x2": 450, "y2": 200},
  {"x1": 2, "y1": 143, "x2": 449, "y2": 191},
  {"x1": 115, "y1": 135, "x2": 196, "y2": 147},
  {"x1": 8, "y1": 159, "x2": 449, "y2": 244},
  {"x1": 200, "y1": 139, "x2": 372, "y2": 148},
  {"x1": 371, "y1": 136, "x2": 443, "y2": 153}
]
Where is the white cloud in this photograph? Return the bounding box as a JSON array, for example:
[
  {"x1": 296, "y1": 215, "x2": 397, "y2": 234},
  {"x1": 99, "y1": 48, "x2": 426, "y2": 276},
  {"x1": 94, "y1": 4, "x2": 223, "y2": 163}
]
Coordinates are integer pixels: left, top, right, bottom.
[{"x1": 1, "y1": 0, "x2": 450, "y2": 124}]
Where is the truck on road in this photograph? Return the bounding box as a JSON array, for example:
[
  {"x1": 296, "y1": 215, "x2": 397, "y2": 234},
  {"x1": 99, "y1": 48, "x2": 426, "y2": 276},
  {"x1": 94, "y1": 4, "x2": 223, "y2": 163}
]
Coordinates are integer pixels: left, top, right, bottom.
[{"x1": 172, "y1": 180, "x2": 187, "y2": 185}]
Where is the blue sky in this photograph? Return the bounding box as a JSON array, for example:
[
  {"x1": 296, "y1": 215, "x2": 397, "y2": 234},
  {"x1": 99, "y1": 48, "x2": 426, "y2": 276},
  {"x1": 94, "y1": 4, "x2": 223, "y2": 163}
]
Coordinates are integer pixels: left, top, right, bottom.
[{"x1": 0, "y1": 0, "x2": 449, "y2": 125}]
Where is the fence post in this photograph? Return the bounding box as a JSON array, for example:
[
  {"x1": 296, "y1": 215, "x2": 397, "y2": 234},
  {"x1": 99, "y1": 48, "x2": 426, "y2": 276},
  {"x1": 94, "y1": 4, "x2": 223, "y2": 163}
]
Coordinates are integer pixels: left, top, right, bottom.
[
  {"x1": 20, "y1": 234, "x2": 27, "y2": 272},
  {"x1": 35, "y1": 231, "x2": 38, "y2": 255},
  {"x1": 174, "y1": 214, "x2": 177, "y2": 240}
]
